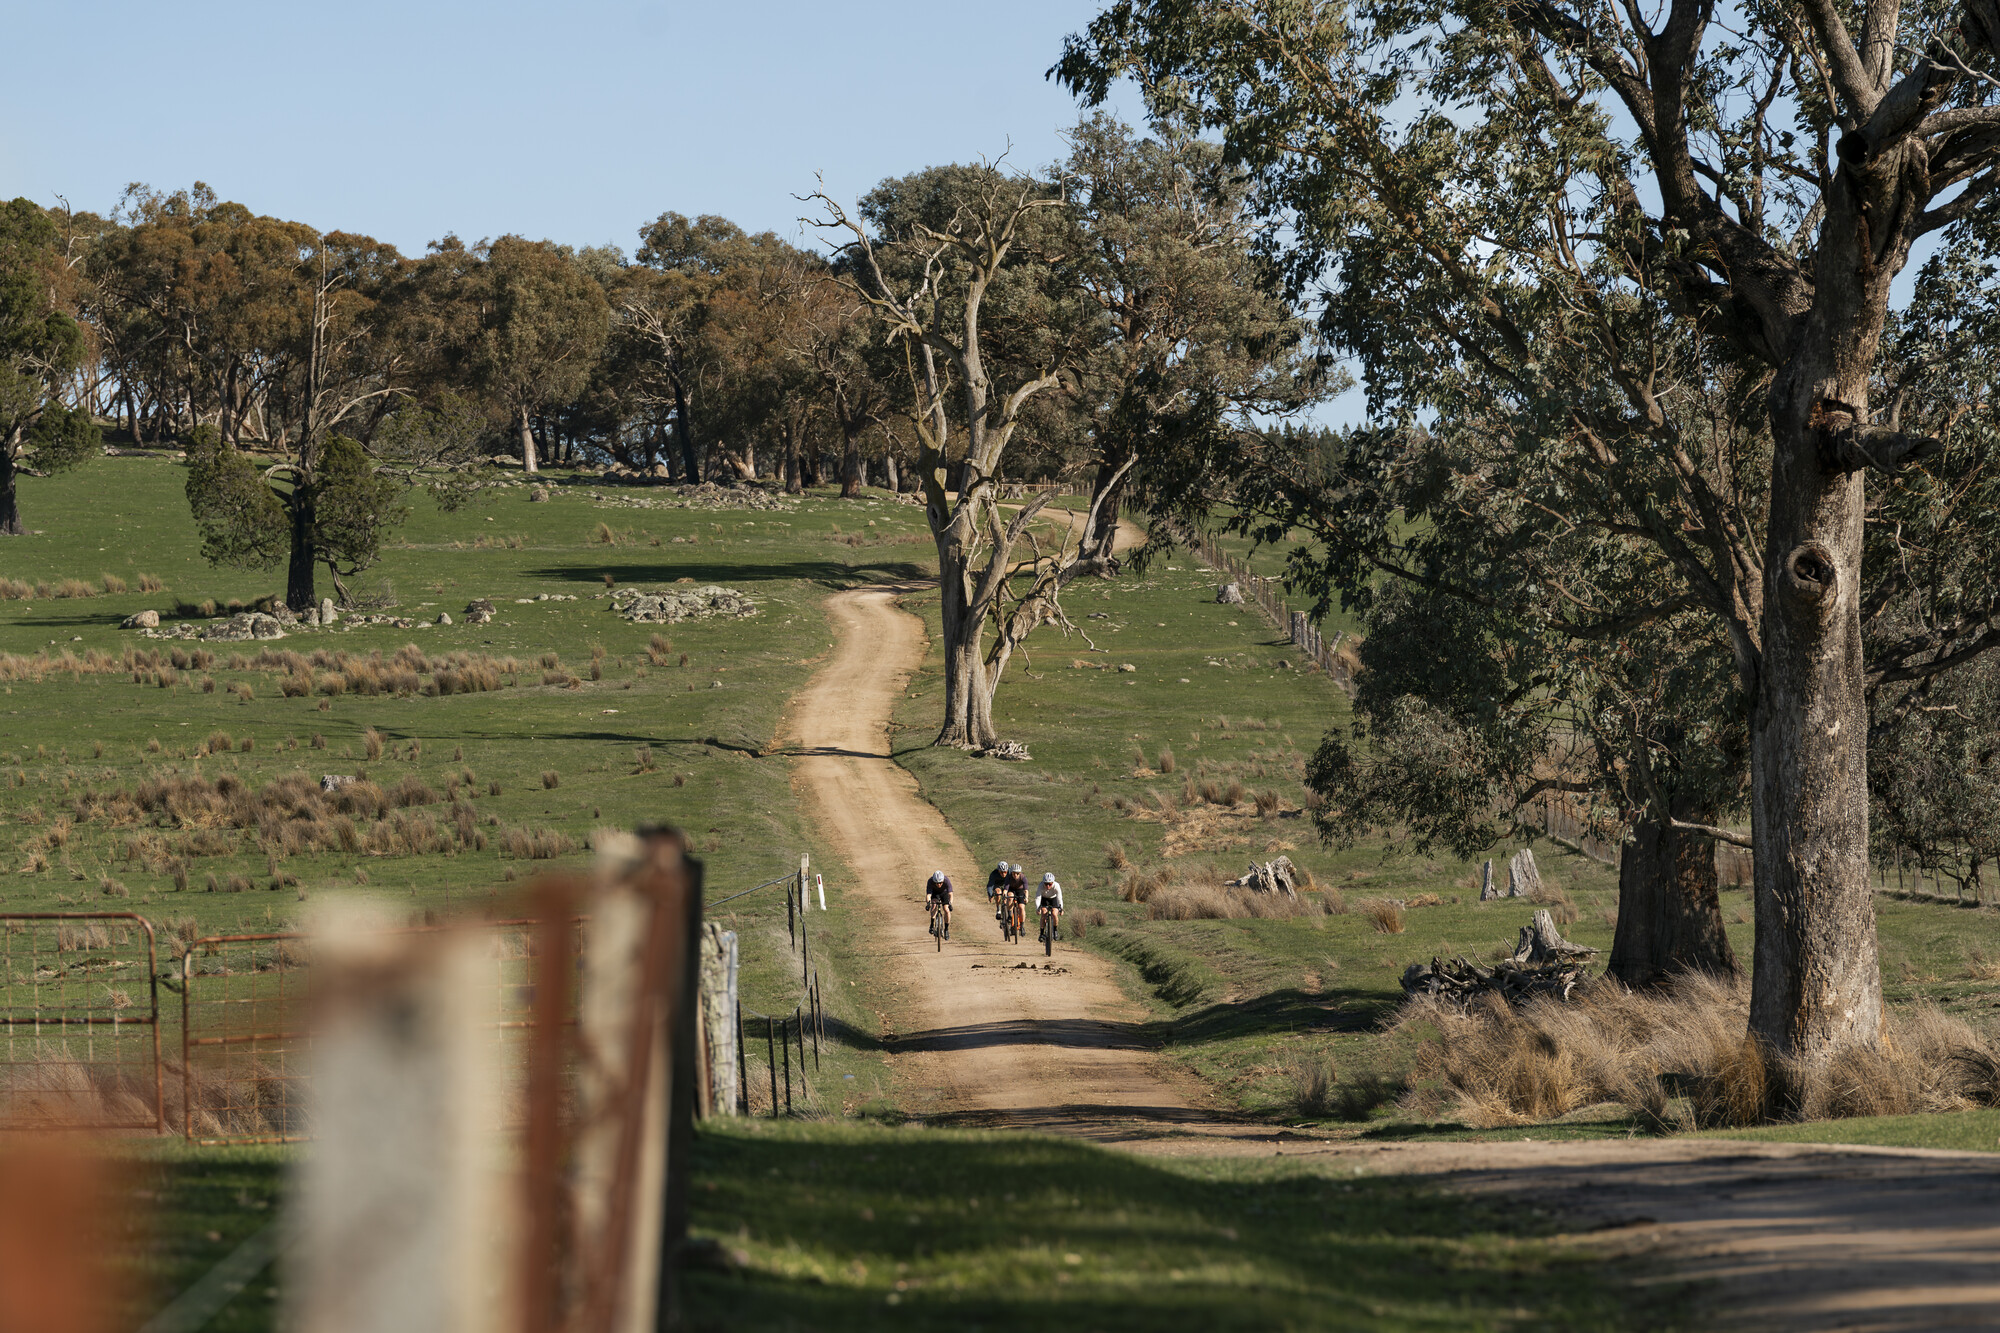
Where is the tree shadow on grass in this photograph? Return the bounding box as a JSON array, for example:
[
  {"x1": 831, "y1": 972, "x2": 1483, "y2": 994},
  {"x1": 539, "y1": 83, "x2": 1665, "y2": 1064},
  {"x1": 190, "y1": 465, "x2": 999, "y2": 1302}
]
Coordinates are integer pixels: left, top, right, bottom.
[
  {"x1": 682, "y1": 1124, "x2": 1665, "y2": 1332},
  {"x1": 1164, "y1": 986, "x2": 1395, "y2": 1046},
  {"x1": 526, "y1": 559, "x2": 930, "y2": 590}
]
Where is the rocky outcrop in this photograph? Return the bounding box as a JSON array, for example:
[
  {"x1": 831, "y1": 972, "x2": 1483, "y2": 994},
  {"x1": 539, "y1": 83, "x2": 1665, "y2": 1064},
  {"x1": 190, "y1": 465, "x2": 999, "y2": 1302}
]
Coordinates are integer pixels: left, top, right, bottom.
[
  {"x1": 121, "y1": 609, "x2": 160, "y2": 629},
  {"x1": 202, "y1": 612, "x2": 286, "y2": 642},
  {"x1": 464, "y1": 598, "x2": 495, "y2": 624},
  {"x1": 612, "y1": 585, "x2": 757, "y2": 624},
  {"x1": 1216, "y1": 582, "x2": 1244, "y2": 604}
]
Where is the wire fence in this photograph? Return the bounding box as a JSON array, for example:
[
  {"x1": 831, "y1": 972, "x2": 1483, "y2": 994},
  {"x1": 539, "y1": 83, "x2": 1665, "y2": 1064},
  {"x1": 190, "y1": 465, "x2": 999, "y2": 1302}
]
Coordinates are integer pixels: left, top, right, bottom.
[{"x1": 1162, "y1": 518, "x2": 1355, "y2": 691}]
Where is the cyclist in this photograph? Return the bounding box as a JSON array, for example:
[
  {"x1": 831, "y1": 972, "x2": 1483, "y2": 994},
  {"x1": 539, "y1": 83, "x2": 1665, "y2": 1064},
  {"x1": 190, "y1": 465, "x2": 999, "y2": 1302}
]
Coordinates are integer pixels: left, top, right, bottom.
[
  {"x1": 1003, "y1": 863, "x2": 1029, "y2": 937},
  {"x1": 925, "y1": 869, "x2": 953, "y2": 940},
  {"x1": 986, "y1": 859, "x2": 1010, "y2": 921},
  {"x1": 1036, "y1": 872, "x2": 1064, "y2": 941}
]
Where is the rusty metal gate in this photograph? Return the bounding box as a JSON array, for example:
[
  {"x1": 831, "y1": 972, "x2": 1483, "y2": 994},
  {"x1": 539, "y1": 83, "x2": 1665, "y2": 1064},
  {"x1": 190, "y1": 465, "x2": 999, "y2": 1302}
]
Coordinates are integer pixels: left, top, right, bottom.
[
  {"x1": 0, "y1": 913, "x2": 163, "y2": 1133},
  {"x1": 180, "y1": 921, "x2": 551, "y2": 1144}
]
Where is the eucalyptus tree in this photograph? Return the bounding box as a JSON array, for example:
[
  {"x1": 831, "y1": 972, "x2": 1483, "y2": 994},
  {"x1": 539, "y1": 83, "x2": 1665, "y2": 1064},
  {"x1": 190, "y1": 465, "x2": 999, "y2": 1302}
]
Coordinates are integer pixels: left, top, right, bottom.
[
  {"x1": 1062, "y1": 0, "x2": 2000, "y2": 1066},
  {"x1": 460, "y1": 236, "x2": 609, "y2": 474},
  {"x1": 807, "y1": 163, "x2": 1100, "y2": 749},
  {"x1": 0, "y1": 198, "x2": 98, "y2": 534}
]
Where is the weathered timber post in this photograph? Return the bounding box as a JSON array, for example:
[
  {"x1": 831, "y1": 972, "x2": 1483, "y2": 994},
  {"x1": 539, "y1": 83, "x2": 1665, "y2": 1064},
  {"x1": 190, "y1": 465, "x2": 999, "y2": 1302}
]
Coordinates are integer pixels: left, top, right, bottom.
[
  {"x1": 697, "y1": 925, "x2": 739, "y2": 1118},
  {"x1": 780, "y1": 1015, "x2": 792, "y2": 1115},
  {"x1": 291, "y1": 915, "x2": 507, "y2": 1333},
  {"x1": 765, "y1": 1019, "x2": 777, "y2": 1119}
]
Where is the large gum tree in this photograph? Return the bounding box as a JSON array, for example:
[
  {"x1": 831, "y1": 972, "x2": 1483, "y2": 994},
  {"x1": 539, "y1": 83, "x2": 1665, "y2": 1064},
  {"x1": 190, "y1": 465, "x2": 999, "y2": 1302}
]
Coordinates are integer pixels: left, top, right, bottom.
[{"x1": 1062, "y1": 0, "x2": 2000, "y2": 1066}]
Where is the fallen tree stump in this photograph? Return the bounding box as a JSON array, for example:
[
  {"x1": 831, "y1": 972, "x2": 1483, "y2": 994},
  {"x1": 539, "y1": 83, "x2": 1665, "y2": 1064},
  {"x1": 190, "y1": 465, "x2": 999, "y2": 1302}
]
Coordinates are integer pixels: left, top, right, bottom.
[{"x1": 1400, "y1": 951, "x2": 1593, "y2": 1007}]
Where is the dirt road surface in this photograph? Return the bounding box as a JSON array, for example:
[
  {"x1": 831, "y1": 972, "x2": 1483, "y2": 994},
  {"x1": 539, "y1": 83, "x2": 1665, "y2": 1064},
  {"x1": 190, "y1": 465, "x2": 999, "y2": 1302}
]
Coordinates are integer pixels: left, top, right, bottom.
[
  {"x1": 783, "y1": 557, "x2": 2000, "y2": 1330},
  {"x1": 783, "y1": 578, "x2": 1214, "y2": 1132}
]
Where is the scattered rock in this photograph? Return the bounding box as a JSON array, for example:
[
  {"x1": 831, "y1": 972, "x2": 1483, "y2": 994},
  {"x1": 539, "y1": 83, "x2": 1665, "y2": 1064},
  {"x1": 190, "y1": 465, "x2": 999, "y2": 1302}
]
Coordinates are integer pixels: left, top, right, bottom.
[
  {"x1": 528, "y1": 484, "x2": 550, "y2": 502},
  {"x1": 320, "y1": 598, "x2": 338, "y2": 625},
  {"x1": 269, "y1": 603, "x2": 298, "y2": 625},
  {"x1": 1118, "y1": 663, "x2": 1136, "y2": 673},
  {"x1": 120, "y1": 610, "x2": 159, "y2": 629},
  {"x1": 320, "y1": 775, "x2": 357, "y2": 793},
  {"x1": 1227, "y1": 855, "x2": 1299, "y2": 897},
  {"x1": 303, "y1": 608, "x2": 319, "y2": 626},
  {"x1": 202, "y1": 612, "x2": 286, "y2": 642},
  {"x1": 1216, "y1": 582, "x2": 1244, "y2": 604},
  {"x1": 1479, "y1": 858, "x2": 1500, "y2": 901},
  {"x1": 464, "y1": 598, "x2": 495, "y2": 625},
  {"x1": 974, "y1": 740, "x2": 1032, "y2": 761},
  {"x1": 435, "y1": 612, "x2": 452, "y2": 626},
  {"x1": 613, "y1": 584, "x2": 758, "y2": 624}
]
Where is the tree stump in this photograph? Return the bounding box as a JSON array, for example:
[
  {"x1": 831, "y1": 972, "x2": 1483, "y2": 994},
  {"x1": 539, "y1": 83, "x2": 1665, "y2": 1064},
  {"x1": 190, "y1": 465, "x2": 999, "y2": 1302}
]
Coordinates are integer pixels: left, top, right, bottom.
[
  {"x1": 1227, "y1": 855, "x2": 1299, "y2": 897},
  {"x1": 1507, "y1": 847, "x2": 1543, "y2": 898},
  {"x1": 1511, "y1": 908, "x2": 1599, "y2": 964},
  {"x1": 1479, "y1": 858, "x2": 1499, "y2": 901}
]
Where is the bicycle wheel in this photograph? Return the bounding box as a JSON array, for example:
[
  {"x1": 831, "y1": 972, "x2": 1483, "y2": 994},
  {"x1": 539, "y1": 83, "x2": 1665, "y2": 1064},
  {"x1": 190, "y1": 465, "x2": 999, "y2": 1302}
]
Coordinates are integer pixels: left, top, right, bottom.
[
  {"x1": 1042, "y1": 914, "x2": 1053, "y2": 956},
  {"x1": 933, "y1": 908, "x2": 943, "y2": 951}
]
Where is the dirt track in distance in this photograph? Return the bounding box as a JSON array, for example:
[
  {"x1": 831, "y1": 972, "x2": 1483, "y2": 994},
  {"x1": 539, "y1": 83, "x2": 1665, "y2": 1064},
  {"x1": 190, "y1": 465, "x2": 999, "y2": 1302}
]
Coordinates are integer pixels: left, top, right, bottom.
[{"x1": 782, "y1": 576, "x2": 1222, "y2": 1133}]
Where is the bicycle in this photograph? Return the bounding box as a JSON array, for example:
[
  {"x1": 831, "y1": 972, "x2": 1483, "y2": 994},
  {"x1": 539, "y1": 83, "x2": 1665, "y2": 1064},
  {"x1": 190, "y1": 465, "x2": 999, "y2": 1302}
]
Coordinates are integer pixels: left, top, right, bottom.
[
  {"x1": 1007, "y1": 896, "x2": 1027, "y2": 944},
  {"x1": 1038, "y1": 906, "x2": 1056, "y2": 957},
  {"x1": 929, "y1": 898, "x2": 947, "y2": 951}
]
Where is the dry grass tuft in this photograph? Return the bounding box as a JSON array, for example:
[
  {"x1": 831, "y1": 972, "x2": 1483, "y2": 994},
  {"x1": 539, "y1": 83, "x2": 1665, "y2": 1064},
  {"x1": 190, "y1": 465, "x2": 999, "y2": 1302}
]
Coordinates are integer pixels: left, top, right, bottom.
[
  {"x1": 499, "y1": 825, "x2": 577, "y2": 860},
  {"x1": 362, "y1": 727, "x2": 386, "y2": 761},
  {"x1": 1157, "y1": 746, "x2": 1177, "y2": 774},
  {"x1": 1397, "y1": 971, "x2": 2000, "y2": 1131},
  {"x1": 541, "y1": 770, "x2": 560, "y2": 790},
  {"x1": 1104, "y1": 840, "x2": 1129, "y2": 870},
  {"x1": 1367, "y1": 900, "x2": 1407, "y2": 934}
]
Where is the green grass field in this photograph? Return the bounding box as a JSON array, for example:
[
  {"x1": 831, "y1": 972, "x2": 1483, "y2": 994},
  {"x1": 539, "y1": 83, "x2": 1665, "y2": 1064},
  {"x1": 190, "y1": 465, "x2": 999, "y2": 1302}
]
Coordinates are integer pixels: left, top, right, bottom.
[{"x1": 9, "y1": 455, "x2": 1999, "y2": 1329}]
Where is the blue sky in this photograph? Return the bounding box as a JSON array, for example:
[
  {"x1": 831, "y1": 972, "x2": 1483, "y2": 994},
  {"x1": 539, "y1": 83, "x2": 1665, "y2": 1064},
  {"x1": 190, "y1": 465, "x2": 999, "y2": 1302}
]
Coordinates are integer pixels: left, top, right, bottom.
[{"x1": 3, "y1": 1, "x2": 1137, "y2": 257}]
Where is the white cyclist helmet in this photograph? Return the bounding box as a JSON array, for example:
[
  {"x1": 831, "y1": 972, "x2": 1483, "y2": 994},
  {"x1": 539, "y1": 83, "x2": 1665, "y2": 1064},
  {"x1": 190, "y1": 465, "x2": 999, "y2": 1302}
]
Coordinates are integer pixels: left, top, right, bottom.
[
  {"x1": 1010, "y1": 863, "x2": 1022, "y2": 873},
  {"x1": 996, "y1": 860, "x2": 1008, "y2": 871},
  {"x1": 933, "y1": 870, "x2": 945, "y2": 882},
  {"x1": 1043, "y1": 873, "x2": 1056, "y2": 884}
]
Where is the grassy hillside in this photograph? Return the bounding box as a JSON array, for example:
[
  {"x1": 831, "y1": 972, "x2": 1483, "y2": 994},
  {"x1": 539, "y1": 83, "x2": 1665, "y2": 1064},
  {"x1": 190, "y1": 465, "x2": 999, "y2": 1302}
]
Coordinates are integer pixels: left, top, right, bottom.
[{"x1": 0, "y1": 455, "x2": 929, "y2": 1115}]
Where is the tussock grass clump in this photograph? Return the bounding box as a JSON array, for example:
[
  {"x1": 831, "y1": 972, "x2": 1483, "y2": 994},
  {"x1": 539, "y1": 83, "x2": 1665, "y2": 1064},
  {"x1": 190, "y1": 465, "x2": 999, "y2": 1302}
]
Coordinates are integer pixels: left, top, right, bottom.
[
  {"x1": 1147, "y1": 882, "x2": 1324, "y2": 921},
  {"x1": 1104, "y1": 840, "x2": 1129, "y2": 870},
  {"x1": 362, "y1": 727, "x2": 386, "y2": 760},
  {"x1": 100, "y1": 573, "x2": 128, "y2": 595},
  {"x1": 1157, "y1": 746, "x2": 1177, "y2": 774},
  {"x1": 647, "y1": 634, "x2": 675, "y2": 666},
  {"x1": 203, "y1": 730, "x2": 233, "y2": 754},
  {"x1": 541, "y1": 770, "x2": 560, "y2": 790},
  {"x1": 1367, "y1": 900, "x2": 1406, "y2": 934},
  {"x1": 136, "y1": 572, "x2": 166, "y2": 593},
  {"x1": 499, "y1": 825, "x2": 577, "y2": 860},
  {"x1": 1398, "y1": 971, "x2": 2000, "y2": 1130},
  {"x1": 1291, "y1": 1056, "x2": 1338, "y2": 1117}
]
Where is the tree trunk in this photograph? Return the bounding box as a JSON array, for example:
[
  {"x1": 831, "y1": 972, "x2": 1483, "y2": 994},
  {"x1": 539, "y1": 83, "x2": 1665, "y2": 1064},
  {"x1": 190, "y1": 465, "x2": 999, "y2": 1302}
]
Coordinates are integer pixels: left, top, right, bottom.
[
  {"x1": 933, "y1": 513, "x2": 999, "y2": 750},
  {"x1": 672, "y1": 385, "x2": 699, "y2": 482},
  {"x1": 285, "y1": 489, "x2": 317, "y2": 612},
  {"x1": 783, "y1": 422, "x2": 802, "y2": 495},
  {"x1": 839, "y1": 425, "x2": 863, "y2": 498},
  {"x1": 885, "y1": 451, "x2": 899, "y2": 493},
  {"x1": 1748, "y1": 365, "x2": 1882, "y2": 1065},
  {"x1": 0, "y1": 439, "x2": 22, "y2": 536},
  {"x1": 1609, "y1": 811, "x2": 1738, "y2": 989},
  {"x1": 517, "y1": 404, "x2": 539, "y2": 475}
]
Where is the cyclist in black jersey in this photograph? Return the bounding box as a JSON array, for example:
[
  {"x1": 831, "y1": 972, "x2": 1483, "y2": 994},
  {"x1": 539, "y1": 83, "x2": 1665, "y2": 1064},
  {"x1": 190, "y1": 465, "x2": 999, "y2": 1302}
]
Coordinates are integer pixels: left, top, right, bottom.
[{"x1": 925, "y1": 870, "x2": 953, "y2": 939}]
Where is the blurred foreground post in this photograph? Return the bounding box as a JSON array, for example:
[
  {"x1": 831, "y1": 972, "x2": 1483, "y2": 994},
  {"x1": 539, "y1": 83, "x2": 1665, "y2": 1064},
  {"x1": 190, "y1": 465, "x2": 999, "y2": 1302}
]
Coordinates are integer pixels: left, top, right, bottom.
[
  {"x1": 0, "y1": 1135, "x2": 123, "y2": 1333},
  {"x1": 290, "y1": 915, "x2": 508, "y2": 1333},
  {"x1": 285, "y1": 825, "x2": 703, "y2": 1333}
]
